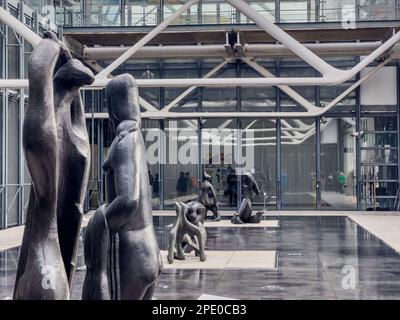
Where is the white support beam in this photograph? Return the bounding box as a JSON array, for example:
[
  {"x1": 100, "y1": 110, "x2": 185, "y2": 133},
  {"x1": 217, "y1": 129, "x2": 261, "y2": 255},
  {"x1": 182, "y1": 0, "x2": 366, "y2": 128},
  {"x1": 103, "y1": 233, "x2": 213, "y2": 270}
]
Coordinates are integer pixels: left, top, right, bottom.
[
  {"x1": 83, "y1": 42, "x2": 386, "y2": 60},
  {"x1": 0, "y1": 7, "x2": 41, "y2": 46},
  {"x1": 96, "y1": 0, "x2": 199, "y2": 78}
]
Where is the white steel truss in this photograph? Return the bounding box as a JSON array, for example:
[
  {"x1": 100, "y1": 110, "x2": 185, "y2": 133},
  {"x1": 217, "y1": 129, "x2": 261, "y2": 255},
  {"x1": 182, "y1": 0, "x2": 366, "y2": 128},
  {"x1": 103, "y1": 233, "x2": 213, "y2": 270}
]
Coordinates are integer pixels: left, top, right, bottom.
[{"x1": 0, "y1": 0, "x2": 400, "y2": 118}]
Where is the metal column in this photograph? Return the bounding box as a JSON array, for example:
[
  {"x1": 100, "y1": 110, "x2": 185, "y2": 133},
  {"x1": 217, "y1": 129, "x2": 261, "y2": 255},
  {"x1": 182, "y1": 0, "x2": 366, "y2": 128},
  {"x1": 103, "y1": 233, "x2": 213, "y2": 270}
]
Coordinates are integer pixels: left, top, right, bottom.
[
  {"x1": 17, "y1": 0, "x2": 24, "y2": 225},
  {"x1": 276, "y1": 58, "x2": 282, "y2": 210},
  {"x1": 236, "y1": 61, "x2": 242, "y2": 211},
  {"x1": 397, "y1": 62, "x2": 400, "y2": 210},
  {"x1": 315, "y1": 117, "x2": 321, "y2": 210},
  {"x1": 159, "y1": 119, "x2": 165, "y2": 210},
  {"x1": 0, "y1": 0, "x2": 7, "y2": 228},
  {"x1": 1, "y1": 0, "x2": 8, "y2": 228},
  {"x1": 355, "y1": 57, "x2": 362, "y2": 210}
]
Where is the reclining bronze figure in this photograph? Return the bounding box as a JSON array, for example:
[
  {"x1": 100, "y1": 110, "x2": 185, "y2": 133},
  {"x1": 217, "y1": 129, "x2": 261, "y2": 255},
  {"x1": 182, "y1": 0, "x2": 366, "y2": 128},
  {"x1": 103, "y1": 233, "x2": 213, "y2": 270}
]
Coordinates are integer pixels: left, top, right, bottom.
[{"x1": 231, "y1": 172, "x2": 264, "y2": 224}]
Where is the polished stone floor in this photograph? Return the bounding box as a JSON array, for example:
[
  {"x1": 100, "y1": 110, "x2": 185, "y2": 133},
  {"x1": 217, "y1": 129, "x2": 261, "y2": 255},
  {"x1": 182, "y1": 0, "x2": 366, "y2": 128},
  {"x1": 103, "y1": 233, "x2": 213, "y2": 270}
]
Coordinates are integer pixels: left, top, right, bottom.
[{"x1": 1, "y1": 216, "x2": 400, "y2": 300}]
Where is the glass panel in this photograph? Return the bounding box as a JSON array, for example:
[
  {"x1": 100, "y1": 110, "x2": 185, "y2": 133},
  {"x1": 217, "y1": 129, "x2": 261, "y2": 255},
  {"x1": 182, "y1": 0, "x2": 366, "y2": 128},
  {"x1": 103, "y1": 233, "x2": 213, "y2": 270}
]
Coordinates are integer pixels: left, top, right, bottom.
[
  {"x1": 164, "y1": 0, "x2": 198, "y2": 25},
  {"x1": 86, "y1": 1, "x2": 121, "y2": 27},
  {"x1": 321, "y1": 0, "x2": 356, "y2": 22},
  {"x1": 142, "y1": 120, "x2": 161, "y2": 209},
  {"x1": 361, "y1": 149, "x2": 398, "y2": 165},
  {"x1": 320, "y1": 118, "x2": 357, "y2": 210},
  {"x1": 361, "y1": 165, "x2": 398, "y2": 181},
  {"x1": 280, "y1": 0, "x2": 309, "y2": 22},
  {"x1": 125, "y1": 0, "x2": 159, "y2": 26},
  {"x1": 7, "y1": 97, "x2": 20, "y2": 226},
  {"x1": 201, "y1": 0, "x2": 235, "y2": 24},
  {"x1": 361, "y1": 181, "x2": 398, "y2": 210},
  {"x1": 164, "y1": 120, "x2": 199, "y2": 208},
  {"x1": 7, "y1": 23, "x2": 19, "y2": 79},
  {"x1": 243, "y1": 1, "x2": 276, "y2": 23},
  {"x1": 280, "y1": 64, "x2": 316, "y2": 110},
  {"x1": 202, "y1": 62, "x2": 237, "y2": 112},
  {"x1": 164, "y1": 62, "x2": 199, "y2": 112},
  {"x1": 242, "y1": 119, "x2": 276, "y2": 210},
  {"x1": 281, "y1": 118, "x2": 316, "y2": 209},
  {"x1": 201, "y1": 119, "x2": 238, "y2": 209},
  {"x1": 241, "y1": 62, "x2": 276, "y2": 112},
  {"x1": 360, "y1": 0, "x2": 397, "y2": 20}
]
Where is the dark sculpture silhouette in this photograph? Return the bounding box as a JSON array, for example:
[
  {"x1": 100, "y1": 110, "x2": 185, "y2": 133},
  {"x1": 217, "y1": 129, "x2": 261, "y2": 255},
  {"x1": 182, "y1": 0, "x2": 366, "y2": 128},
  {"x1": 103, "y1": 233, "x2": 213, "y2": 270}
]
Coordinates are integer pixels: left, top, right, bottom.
[
  {"x1": 13, "y1": 32, "x2": 94, "y2": 300},
  {"x1": 231, "y1": 172, "x2": 264, "y2": 224},
  {"x1": 82, "y1": 74, "x2": 162, "y2": 300},
  {"x1": 199, "y1": 171, "x2": 220, "y2": 221},
  {"x1": 167, "y1": 201, "x2": 207, "y2": 264}
]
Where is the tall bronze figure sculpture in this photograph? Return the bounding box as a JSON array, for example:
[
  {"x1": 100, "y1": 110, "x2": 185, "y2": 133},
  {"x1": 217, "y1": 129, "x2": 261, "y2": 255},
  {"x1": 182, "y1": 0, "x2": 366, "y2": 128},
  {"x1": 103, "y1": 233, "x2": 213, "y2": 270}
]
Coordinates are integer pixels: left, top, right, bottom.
[
  {"x1": 167, "y1": 201, "x2": 207, "y2": 264},
  {"x1": 82, "y1": 74, "x2": 162, "y2": 300},
  {"x1": 231, "y1": 172, "x2": 264, "y2": 224},
  {"x1": 14, "y1": 32, "x2": 94, "y2": 299},
  {"x1": 199, "y1": 170, "x2": 220, "y2": 221}
]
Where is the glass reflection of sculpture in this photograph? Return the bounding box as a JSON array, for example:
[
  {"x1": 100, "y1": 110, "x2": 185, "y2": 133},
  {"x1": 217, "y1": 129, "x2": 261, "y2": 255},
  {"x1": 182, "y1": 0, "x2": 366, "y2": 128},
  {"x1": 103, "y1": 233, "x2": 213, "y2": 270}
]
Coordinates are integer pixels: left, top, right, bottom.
[
  {"x1": 167, "y1": 201, "x2": 207, "y2": 264},
  {"x1": 231, "y1": 172, "x2": 264, "y2": 224},
  {"x1": 82, "y1": 74, "x2": 162, "y2": 300},
  {"x1": 199, "y1": 170, "x2": 220, "y2": 221},
  {"x1": 13, "y1": 32, "x2": 94, "y2": 300}
]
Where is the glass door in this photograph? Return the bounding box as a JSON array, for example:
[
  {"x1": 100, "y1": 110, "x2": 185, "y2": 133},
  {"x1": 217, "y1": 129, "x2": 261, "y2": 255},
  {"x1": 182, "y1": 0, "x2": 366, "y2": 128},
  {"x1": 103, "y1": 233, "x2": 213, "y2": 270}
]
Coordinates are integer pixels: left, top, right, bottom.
[{"x1": 281, "y1": 118, "x2": 316, "y2": 209}]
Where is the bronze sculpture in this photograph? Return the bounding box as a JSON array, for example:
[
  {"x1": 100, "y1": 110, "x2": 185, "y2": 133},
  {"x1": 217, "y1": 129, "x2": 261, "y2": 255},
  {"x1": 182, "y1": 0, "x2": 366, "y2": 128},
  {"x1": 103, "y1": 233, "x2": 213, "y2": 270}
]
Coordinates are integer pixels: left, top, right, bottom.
[
  {"x1": 82, "y1": 74, "x2": 162, "y2": 300},
  {"x1": 199, "y1": 170, "x2": 220, "y2": 221},
  {"x1": 14, "y1": 32, "x2": 94, "y2": 299},
  {"x1": 231, "y1": 172, "x2": 264, "y2": 224},
  {"x1": 167, "y1": 201, "x2": 207, "y2": 264}
]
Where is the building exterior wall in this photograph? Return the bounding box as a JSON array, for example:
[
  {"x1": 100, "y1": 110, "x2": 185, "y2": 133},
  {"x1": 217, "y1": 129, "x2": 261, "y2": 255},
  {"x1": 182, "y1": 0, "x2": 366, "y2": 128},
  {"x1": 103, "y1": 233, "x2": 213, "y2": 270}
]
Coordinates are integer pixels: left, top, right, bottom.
[{"x1": 0, "y1": 0, "x2": 400, "y2": 229}]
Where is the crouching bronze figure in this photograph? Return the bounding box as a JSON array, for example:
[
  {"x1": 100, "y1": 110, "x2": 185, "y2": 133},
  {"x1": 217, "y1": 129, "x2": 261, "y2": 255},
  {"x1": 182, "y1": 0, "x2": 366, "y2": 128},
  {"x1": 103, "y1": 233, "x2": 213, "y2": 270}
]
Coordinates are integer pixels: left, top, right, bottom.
[
  {"x1": 167, "y1": 201, "x2": 207, "y2": 264},
  {"x1": 82, "y1": 74, "x2": 162, "y2": 300}
]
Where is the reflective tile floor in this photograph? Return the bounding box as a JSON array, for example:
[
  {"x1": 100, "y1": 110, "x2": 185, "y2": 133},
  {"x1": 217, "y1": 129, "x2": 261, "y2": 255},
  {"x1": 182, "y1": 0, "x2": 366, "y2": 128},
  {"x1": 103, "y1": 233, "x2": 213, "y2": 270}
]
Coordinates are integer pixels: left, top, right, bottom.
[{"x1": 2, "y1": 216, "x2": 400, "y2": 300}]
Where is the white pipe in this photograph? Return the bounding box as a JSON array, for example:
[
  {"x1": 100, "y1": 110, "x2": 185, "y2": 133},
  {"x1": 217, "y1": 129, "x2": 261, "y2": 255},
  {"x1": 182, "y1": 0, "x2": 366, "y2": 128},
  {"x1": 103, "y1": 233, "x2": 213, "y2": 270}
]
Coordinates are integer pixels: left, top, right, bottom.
[
  {"x1": 83, "y1": 42, "x2": 384, "y2": 60},
  {"x1": 0, "y1": 7, "x2": 41, "y2": 46},
  {"x1": 0, "y1": 56, "x2": 389, "y2": 91},
  {"x1": 96, "y1": 0, "x2": 199, "y2": 78}
]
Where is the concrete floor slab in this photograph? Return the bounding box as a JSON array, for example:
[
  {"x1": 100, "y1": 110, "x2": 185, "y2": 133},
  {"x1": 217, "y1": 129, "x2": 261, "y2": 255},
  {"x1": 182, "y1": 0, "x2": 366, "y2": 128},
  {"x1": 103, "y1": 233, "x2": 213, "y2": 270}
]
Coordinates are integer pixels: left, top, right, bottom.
[
  {"x1": 204, "y1": 220, "x2": 278, "y2": 228},
  {"x1": 348, "y1": 215, "x2": 400, "y2": 253},
  {"x1": 161, "y1": 250, "x2": 276, "y2": 270}
]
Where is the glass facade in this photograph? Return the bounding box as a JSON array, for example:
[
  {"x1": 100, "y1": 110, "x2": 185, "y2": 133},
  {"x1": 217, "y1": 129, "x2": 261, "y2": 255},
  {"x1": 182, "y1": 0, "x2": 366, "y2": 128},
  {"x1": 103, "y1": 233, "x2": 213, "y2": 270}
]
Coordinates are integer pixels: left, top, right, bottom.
[
  {"x1": 1, "y1": 0, "x2": 400, "y2": 229},
  {"x1": 55, "y1": 0, "x2": 400, "y2": 27}
]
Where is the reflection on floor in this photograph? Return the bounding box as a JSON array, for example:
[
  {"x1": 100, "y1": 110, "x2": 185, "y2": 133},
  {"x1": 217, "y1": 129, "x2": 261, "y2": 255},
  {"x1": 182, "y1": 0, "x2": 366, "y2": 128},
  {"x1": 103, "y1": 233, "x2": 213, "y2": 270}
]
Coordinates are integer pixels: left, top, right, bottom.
[{"x1": 1, "y1": 216, "x2": 400, "y2": 300}]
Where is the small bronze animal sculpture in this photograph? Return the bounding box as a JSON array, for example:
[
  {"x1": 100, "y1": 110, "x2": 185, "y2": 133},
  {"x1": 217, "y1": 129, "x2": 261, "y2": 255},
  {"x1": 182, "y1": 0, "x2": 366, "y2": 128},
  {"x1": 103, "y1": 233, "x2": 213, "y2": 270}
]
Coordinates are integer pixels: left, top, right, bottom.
[
  {"x1": 167, "y1": 201, "x2": 207, "y2": 264},
  {"x1": 199, "y1": 170, "x2": 220, "y2": 221},
  {"x1": 231, "y1": 172, "x2": 264, "y2": 224},
  {"x1": 82, "y1": 74, "x2": 162, "y2": 300}
]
